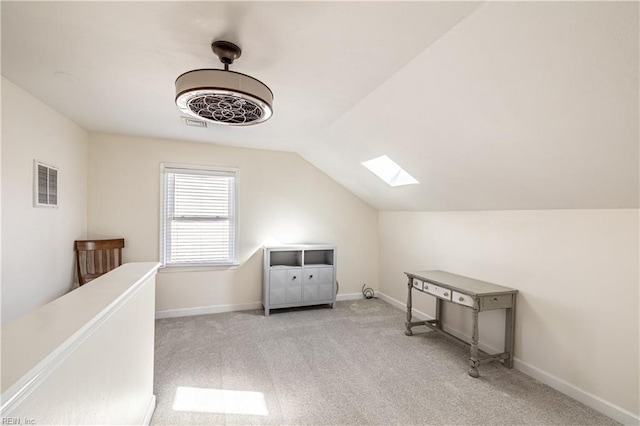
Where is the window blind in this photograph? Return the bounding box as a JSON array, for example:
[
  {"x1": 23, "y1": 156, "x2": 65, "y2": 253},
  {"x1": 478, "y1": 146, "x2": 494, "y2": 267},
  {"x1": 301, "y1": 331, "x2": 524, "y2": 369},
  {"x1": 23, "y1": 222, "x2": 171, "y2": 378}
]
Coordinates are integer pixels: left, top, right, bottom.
[{"x1": 161, "y1": 165, "x2": 238, "y2": 266}]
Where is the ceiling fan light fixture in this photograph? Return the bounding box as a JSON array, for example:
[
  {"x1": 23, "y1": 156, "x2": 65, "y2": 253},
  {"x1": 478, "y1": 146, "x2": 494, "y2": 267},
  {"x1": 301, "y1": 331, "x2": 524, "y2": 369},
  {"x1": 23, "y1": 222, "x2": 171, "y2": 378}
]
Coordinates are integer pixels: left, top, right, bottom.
[{"x1": 175, "y1": 41, "x2": 273, "y2": 126}]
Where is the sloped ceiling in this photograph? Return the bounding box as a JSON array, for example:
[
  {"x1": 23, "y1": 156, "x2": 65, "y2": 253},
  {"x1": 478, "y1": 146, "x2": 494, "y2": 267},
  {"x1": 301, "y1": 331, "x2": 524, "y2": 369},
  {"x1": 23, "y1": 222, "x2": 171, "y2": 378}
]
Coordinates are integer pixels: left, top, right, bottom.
[{"x1": 2, "y1": 1, "x2": 638, "y2": 211}]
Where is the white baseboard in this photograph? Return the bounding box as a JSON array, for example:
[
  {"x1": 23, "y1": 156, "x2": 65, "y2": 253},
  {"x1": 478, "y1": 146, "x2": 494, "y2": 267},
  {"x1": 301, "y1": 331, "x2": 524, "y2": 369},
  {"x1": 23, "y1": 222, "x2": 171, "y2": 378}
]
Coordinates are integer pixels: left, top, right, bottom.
[
  {"x1": 336, "y1": 292, "x2": 365, "y2": 301},
  {"x1": 155, "y1": 302, "x2": 262, "y2": 319},
  {"x1": 513, "y1": 359, "x2": 639, "y2": 425},
  {"x1": 378, "y1": 290, "x2": 424, "y2": 316},
  {"x1": 376, "y1": 291, "x2": 640, "y2": 426},
  {"x1": 156, "y1": 293, "x2": 366, "y2": 319},
  {"x1": 142, "y1": 394, "x2": 156, "y2": 425},
  {"x1": 377, "y1": 291, "x2": 500, "y2": 354}
]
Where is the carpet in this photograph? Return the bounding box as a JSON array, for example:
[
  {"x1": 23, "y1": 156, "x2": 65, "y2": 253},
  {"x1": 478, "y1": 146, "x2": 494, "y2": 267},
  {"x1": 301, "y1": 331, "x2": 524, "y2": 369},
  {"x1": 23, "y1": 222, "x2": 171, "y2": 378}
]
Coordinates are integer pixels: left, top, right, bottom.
[{"x1": 151, "y1": 299, "x2": 616, "y2": 425}]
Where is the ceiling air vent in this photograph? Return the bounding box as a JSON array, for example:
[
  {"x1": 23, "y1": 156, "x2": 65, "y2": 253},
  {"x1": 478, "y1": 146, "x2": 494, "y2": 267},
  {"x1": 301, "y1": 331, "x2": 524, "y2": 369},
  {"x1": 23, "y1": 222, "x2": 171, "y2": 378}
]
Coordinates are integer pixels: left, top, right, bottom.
[
  {"x1": 34, "y1": 160, "x2": 58, "y2": 208},
  {"x1": 181, "y1": 116, "x2": 208, "y2": 128}
]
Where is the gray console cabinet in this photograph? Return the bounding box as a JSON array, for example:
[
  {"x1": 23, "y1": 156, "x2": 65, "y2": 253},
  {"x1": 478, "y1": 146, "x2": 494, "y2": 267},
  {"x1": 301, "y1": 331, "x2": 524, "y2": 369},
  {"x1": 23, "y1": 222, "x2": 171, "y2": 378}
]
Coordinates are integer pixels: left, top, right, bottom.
[{"x1": 263, "y1": 245, "x2": 337, "y2": 316}]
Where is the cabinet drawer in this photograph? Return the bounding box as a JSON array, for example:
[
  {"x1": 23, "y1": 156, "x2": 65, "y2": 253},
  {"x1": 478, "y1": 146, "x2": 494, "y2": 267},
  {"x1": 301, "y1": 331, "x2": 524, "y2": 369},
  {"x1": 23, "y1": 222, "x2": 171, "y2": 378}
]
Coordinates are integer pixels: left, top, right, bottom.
[
  {"x1": 412, "y1": 278, "x2": 423, "y2": 291},
  {"x1": 452, "y1": 291, "x2": 475, "y2": 308},
  {"x1": 480, "y1": 294, "x2": 513, "y2": 311},
  {"x1": 423, "y1": 283, "x2": 451, "y2": 300}
]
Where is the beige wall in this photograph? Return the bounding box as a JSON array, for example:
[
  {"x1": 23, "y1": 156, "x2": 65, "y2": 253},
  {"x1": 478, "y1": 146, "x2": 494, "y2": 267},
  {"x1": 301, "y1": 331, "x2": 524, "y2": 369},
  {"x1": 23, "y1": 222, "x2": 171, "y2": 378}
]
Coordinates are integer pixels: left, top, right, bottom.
[
  {"x1": 378, "y1": 209, "x2": 639, "y2": 417},
  {"x1": 87, "y1": 133, "x2": 379, "y2": 312},
  {"x1": 1, "y1": 77, "x2": 88, "y2": 325},
  {"x1": 3, "y1": 77, "x2": 634, "y2": 421}
]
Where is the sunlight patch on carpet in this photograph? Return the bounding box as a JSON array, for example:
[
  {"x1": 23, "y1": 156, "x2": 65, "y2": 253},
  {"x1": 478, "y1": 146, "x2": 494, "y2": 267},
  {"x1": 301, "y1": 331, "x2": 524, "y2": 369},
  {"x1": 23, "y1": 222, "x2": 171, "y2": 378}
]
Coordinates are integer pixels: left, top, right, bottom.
[{"x1": 173, "y1": 386, "x2": 269, "y2": 416}]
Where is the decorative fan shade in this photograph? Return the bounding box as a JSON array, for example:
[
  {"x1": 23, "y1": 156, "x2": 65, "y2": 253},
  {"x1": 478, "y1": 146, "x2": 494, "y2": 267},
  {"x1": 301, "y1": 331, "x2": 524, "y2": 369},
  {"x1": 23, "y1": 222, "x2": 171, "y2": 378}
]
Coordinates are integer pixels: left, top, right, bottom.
[
  {"x1": 175, "y1": 40, "x2": 273, "y2": 126},
  {"x1": 175, "y1": 70, "x2": 273, "y2": 126}
]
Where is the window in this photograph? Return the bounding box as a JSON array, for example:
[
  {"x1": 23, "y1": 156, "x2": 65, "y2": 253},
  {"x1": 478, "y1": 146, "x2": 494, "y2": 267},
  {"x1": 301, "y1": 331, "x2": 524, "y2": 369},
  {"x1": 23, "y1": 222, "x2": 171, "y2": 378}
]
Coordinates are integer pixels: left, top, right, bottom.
[{"x1": 160, "y1": 164, "x2": 238, "y2": 267}]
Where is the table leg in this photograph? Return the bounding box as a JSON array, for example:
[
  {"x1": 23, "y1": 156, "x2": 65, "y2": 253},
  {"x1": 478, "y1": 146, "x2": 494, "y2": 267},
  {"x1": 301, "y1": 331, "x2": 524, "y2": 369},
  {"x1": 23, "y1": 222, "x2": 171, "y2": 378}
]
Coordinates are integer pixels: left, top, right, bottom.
[
  {"x1": 504, "y1": 296, "x2": 516, "y2": 368},
  {"x1": 435, "y1": 297, "x2": 443, "y2": 330},
  {"x1": 405, "y1": 277, "x2": 413, "y2": 336},
  {"x1": 469, "y1": 309, "x2": 480, "y2": 378}
]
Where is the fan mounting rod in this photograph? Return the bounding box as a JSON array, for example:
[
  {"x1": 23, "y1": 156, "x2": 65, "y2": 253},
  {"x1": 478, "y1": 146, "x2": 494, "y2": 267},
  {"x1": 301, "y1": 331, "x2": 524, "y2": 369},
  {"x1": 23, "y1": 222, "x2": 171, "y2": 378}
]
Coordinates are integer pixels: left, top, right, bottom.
[{"x1": 211, "y1": 40, "x2": 242, "y2": 70}]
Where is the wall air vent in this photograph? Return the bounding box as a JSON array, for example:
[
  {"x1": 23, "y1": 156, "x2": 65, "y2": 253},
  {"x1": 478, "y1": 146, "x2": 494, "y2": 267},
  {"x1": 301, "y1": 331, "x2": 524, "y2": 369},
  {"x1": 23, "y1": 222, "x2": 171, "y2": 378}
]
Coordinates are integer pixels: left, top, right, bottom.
[{"x1": 34, "y1": 160, "x2": 58, "y2": 207}]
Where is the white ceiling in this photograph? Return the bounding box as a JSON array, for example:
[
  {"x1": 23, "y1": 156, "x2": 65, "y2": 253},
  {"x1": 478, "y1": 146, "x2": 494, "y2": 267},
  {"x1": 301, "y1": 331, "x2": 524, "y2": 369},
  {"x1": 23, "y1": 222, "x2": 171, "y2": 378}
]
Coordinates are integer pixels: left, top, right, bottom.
[{"x1": 2, "y1": 1, "x2": 638, "y2": 211}]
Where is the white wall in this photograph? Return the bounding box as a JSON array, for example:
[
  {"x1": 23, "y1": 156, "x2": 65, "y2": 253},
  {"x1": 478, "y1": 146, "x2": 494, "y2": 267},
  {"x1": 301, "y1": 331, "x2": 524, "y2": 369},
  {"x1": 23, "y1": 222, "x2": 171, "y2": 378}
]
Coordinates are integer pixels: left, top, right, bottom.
[
  {"x1": 87, "y1": 133, "x2": 378, "y2": 313},
  {"x1": 378, "y1": 210, "x2": 639, "y2": 419},
  {"x1": 1, "y1": 77, "x2": 88, "y2": 325},
  {"x1": 2, "y1": 263, "x2": 158, "y2": 425},
  {"x1": 1, "y1": 78, "x2": 4, "y2": 328}
]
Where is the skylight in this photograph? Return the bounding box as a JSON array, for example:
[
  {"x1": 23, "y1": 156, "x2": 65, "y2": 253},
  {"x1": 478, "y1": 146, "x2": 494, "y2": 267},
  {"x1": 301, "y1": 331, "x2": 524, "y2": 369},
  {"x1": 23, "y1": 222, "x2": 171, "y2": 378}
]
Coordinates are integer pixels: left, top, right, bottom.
[{"x1": 361, "y1": 155, "x2": 419, "y2": 187}]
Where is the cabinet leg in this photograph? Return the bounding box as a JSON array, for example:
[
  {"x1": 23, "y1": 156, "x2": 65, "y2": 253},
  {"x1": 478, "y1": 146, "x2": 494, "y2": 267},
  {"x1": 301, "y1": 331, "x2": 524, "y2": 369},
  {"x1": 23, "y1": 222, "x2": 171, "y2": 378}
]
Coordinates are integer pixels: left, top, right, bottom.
[
  {"x1": 468, "y1": 309, "x2": 480, "y2": 378},
  {"x1": 265, "y1": 308, "x2": 270, "y2": 317},
  {"x1": 435, "y1": 298, "x2": 443, "y2": 330},
  {"x1": 405, "y1": 276, "x2": 413, "y2": 336}
]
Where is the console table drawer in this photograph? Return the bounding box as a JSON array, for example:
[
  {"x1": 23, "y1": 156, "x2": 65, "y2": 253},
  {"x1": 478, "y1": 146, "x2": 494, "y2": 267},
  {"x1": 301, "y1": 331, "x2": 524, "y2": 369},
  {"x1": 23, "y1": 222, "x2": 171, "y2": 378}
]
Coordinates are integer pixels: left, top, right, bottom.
[
  {"x1": 452, "y1": 291, "x2": 475, "y2": 308},
  {"x1": 412, "y1": 278, "x2": 423, "y2": 291},
  {"x1": 423, "y1": 283, "x2": 451, "y2": 300},
  {"x1": 480, "y1": 294, "x2": 513, "y2": 311}
]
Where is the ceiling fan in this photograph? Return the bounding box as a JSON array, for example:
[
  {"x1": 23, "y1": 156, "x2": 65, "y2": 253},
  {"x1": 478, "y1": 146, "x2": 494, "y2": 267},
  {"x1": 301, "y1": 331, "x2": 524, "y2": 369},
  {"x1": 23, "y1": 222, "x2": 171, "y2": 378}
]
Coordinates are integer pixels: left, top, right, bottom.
[{"x1": 175, "y1": 40, "x2": 273, "y2": 126}]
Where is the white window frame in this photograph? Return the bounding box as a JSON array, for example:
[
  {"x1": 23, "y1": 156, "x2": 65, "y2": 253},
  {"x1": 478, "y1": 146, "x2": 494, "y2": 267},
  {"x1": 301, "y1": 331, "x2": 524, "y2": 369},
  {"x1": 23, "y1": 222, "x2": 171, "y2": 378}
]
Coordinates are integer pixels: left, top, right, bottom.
[{"x1": 160, "y1": 163, "x2": 239, "y2": 268}]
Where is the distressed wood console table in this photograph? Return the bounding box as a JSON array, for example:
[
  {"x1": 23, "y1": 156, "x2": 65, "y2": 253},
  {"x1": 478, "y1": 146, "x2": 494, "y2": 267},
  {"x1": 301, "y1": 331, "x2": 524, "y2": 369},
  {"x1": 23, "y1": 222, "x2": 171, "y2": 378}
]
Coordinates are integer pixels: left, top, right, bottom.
[{"x1": 404, "y1": 270, "x2": 518, "y2": 378}]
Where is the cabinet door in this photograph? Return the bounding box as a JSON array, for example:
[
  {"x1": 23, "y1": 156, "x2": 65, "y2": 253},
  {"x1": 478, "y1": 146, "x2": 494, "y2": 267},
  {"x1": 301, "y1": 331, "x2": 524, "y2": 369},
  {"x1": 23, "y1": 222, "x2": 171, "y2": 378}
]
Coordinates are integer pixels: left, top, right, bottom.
[
  {"x1": 303, "y1": 268, "x2": 318, "y2": 284},
  {"x1": 317, "y1": 267, "x2": 334, "y2": 283},
  {"x1": 302, "y1": 267, "x2": 334, "y2": 302},
  {"x1": 302, "y1": 268, "x2": 318, "y2": 301},
  {"x1": 269, "y1": 268, "x2": 302, "y2": 305}
]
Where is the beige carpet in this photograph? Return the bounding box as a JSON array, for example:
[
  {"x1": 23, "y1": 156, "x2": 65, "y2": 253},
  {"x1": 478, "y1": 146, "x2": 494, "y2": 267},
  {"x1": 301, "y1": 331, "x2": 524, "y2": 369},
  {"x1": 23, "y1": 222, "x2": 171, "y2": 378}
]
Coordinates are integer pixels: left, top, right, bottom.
[{"x1": 151, "y1": 299, "x2": 616, "y2": 425}]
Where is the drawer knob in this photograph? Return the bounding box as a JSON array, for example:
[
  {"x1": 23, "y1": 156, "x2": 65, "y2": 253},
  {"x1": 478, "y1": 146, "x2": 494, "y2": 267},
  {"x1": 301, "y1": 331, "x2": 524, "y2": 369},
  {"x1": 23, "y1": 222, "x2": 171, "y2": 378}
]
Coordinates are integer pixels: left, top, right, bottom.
[
  {"x1": 309, "y1": 275, "x2": 314, "y2": 279},
  {"x1": 443, "y1": 292, "x2": 449, "y2": 297},
  {"x1": 292, "y1": 276, "x2": 297, "y2": 280},
  {"x1": 459, "y1": 297, "x2": 464, "y2": 302}
]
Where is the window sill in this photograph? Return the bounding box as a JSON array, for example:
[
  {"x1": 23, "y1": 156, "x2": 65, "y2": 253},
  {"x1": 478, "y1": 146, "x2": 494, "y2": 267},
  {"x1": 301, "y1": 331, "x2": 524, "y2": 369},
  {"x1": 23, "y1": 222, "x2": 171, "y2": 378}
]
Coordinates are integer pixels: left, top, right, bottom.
[{"x1": 159, "y1": 263, "x2": 240, "y2": 273}]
